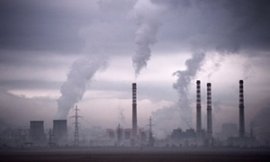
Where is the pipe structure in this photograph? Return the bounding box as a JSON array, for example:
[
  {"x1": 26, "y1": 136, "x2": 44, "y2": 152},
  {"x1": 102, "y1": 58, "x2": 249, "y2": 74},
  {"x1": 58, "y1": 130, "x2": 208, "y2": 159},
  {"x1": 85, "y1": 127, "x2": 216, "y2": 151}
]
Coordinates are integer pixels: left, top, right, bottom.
[
  {"x1": 196, "y1": 80, "x2": 202, "y2": 134},
  {"x1": 239, "y1": 80, "x2": 245, "y2": 138},
  {"x1": 207, "y1": 83, "x2": 212, "y2": 137}
]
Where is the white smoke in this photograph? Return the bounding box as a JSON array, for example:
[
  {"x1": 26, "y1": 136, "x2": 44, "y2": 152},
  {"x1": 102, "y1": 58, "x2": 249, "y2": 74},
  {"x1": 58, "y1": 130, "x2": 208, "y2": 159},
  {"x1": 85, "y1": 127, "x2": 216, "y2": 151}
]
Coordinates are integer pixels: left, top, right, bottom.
[
  {"x1": 130, "y1": 0, "x2": 209, "y2": 137},
  {"x1": 131, "y1": 0, "x2": 166, "y2": 76},
  {"x1": 152, "y1": 105, "x2": 181, "y2": 138},
  {"x1": 152, "y1": 52, "x2": 205, "y2": 138},
  {"x1": 56, "y1": 55, "x2": 106, "y2": 119},
  {"x1": 173, "y1": 52, "x2": 205, "y2": 128}
]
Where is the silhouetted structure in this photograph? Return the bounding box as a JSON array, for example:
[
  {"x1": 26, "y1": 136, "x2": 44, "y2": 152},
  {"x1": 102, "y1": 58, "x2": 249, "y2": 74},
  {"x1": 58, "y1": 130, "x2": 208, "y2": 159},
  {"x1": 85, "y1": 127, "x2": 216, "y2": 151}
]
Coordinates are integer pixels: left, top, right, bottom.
[
  {"x1": 196, "y1": 80, "x2": 202, "y2": 134},
  {"x1": 239, "y1": 80, "x2": 245, "y2": 138},
  {"x1": 72, "y1": 106, "x2": 80, "y2": 146},
  {"x1": 207, "y1": 83, "x2": 212, "y2": 138},
  {"x1": 53, "y1": 120, "x2": 67, "y2": 145},
  {"x1": 29, "y1": 121, "x2": 45, "y2": 144},
  {"x1": 132, "y1": 83, "x2": 137, "y2": 137},
  {"x1": 48, "y1": 129, "x2": 55, "y2": 146},
  {"x1": 148, "y1": 117, "x2": 154, "y2": 147},
  {"x1": 116, "y1": 124, "x2": 123, "y2": 145}
]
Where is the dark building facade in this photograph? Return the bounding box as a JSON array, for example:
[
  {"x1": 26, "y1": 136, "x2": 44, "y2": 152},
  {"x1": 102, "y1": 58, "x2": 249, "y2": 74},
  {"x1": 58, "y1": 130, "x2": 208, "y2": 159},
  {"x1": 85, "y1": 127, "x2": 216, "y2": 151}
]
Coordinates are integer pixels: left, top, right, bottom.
[
  {"x1": 29, "y1": 121, "x2": 46, "y2": 144},
  {"x1": 53, "y1": 120, "x2": 67, "y2": 145}
]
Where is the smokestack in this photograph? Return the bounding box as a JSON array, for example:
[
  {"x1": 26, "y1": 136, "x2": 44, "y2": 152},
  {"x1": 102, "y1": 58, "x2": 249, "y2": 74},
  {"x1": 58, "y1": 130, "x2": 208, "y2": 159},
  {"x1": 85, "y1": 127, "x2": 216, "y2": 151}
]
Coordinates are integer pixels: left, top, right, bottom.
[
  {"x1": 207, "y1": 83, "x2": 212, "y2": 137},
  {"x1": 196, "y1": 80, "x2": 202, "y2": 134},
  {"x1": 132, "y1": 83, "x2": 137, "y2": 136},
  {"x1": 239, "y1": 80, "x2": 245, "y2": 138}
]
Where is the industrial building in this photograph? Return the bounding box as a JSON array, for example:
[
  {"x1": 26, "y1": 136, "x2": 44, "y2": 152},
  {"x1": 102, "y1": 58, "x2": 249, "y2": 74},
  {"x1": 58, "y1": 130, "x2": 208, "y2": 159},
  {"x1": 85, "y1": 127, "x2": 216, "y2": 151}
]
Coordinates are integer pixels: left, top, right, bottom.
[
  {"x1": 168, "y1": 80, "x2": 253, "y2": 147},
  {"x1": 19, "y1": 79, "x2": 259, "y2": 148},
  {"x1": 29, "y1": 121, "x2": 46, "y2": 145},
  {"x1": 53, "y1": 119, "x2": 67, "y2": 146}
]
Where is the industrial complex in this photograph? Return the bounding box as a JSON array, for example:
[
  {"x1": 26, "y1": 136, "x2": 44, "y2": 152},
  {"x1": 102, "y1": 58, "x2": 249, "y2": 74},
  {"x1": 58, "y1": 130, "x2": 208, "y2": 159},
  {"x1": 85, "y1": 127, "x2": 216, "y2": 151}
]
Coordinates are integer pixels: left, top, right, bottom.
[{"x1": 0, "y1": 80, "x2": 259, "y2": 148}]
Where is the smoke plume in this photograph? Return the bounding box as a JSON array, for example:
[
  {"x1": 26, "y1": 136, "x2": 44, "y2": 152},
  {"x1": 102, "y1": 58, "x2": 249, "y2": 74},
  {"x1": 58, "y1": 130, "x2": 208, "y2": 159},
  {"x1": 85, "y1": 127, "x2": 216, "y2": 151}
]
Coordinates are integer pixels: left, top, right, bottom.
[
  {"x1": 173, "y1": 52, "x2": 205, "y2": 128},
  {"x1": 152, "y1": 105, "x2": 181, "y2": 138},
  {"x1": 56, "y1": 56, "x2": 106, "y2": 119},
  {"x1": 131, "y1": 0, "x2": 166, "y2": 76},
  {"x1": 152, "y1": 52, "x2": 205, "y2": 138}
]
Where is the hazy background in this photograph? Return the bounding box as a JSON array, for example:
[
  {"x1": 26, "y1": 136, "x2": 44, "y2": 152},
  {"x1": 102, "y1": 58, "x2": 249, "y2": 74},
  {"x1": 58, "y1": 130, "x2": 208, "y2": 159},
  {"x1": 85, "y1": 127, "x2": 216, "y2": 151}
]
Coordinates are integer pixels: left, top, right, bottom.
[{"x1": 0, "y1": 0, "x2": 270, "y2": 140}]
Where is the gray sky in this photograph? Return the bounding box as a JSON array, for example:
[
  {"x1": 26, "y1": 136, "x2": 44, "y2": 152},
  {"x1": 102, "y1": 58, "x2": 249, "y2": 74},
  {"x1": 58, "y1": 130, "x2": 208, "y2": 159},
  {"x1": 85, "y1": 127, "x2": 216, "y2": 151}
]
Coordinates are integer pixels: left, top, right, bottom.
[{"x1": 0, "y1": 0, "x2": 270, "y2": 139}]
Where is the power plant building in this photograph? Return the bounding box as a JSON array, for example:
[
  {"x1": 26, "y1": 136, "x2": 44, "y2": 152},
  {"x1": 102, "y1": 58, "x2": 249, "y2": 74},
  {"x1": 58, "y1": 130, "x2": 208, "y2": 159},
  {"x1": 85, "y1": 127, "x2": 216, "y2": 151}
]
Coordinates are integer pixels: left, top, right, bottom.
[
  {"x1": 29, "y1": 121, "x2": 46, "y2": 144},
  {"x1": 53, "y1": 120, "x2": 67, "y2": 145},
  {"x1": 24, "y1": 80, "x2": 254, "y2": 148}
]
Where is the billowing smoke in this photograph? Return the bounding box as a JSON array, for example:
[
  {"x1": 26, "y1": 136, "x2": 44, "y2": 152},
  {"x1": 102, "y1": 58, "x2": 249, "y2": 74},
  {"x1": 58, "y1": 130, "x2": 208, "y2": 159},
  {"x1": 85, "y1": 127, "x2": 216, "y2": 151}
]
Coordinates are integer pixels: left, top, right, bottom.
[
  {"x1": 150, "y1": 0, "x2": 270, "y2": 138},
  {"x1": 152, "y1": 52, "x2": 205, "y2": 138},
  {"x1": 56, "y1": 56, "x2": 106, "y2": 119},
  {"x1": 131, "y1": 0, "x2": 182, "y2": 76},
  {"x1": 131, "y1": 0, "x2": 163, "y2": 76},
  {"x1": 173, "y1": 52, "x2": 206, "y2": 128},
  {"x1": 152, "y1": 105, "x2": 181, "y2": 138}
]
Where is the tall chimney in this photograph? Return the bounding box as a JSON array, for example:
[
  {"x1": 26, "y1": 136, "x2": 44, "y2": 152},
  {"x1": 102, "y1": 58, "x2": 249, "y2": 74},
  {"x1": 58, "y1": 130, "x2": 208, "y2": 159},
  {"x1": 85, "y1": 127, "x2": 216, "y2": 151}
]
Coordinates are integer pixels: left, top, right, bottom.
[
  {"x1": 207, "y1": 83, "x2": 212, "y2": 137},
  {"x1": 132, "y1": 83, "x2": 137, "y2": 136},
  {"x1": 196, "y1": 80, "x2": 202, "y2": 134},
  {"x1": 239, "y1": 80, "x2": 245, "y2": 138}
]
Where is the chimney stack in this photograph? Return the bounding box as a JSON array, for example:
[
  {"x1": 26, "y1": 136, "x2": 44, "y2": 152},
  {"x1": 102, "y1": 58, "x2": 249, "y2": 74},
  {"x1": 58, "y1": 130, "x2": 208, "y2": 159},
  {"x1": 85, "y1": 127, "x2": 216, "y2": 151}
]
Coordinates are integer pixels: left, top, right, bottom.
[
  {"x1": 239, "y1": 80, "x2": 245, "y2": 138},
  {"x1": 132, "y1": 83, "x2": 137, "y2": 136},
  {"x1": 207, "y1": 83, "x2": 212, "y2": 137},
  {"x1": 196, "y1": 80, "x2": 202, "y2": 134}
]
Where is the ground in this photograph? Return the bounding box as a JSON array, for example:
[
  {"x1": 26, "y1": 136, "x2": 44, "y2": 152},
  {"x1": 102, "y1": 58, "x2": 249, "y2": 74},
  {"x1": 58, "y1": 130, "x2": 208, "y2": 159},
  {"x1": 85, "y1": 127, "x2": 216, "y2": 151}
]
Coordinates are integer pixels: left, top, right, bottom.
[{"x1": 0, "y1": 147, "x2": 270, "y2": 162}]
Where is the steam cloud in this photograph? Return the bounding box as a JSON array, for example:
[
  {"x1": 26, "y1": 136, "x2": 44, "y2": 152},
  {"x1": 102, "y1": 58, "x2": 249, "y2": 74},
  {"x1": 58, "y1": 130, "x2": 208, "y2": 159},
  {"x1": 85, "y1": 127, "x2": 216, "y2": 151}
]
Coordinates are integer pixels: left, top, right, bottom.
[
  {"x1": 173, "y1": 52, "x2": 205, "y2": 127},
  {"x1": 152, "y1": 52, "x2": 205, "y2": 138},
  {"x1": 131, "y1": 0, "x2": 167, "y2": 76},
  {"x1": 56, "y1": 56, "x2": 106, "y2": 119}
]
